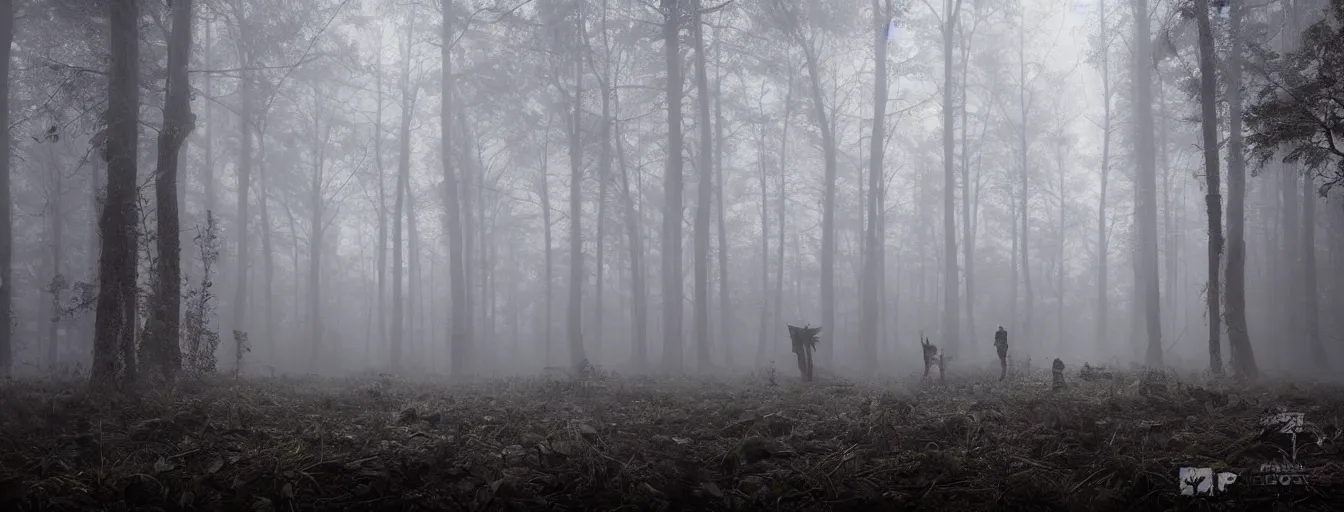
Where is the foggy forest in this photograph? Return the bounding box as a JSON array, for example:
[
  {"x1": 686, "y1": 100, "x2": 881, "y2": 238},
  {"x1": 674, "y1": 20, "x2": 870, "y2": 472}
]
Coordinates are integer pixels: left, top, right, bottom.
[{"x1": 1, "y1": 0, "x2": 1343, "y2": 510}]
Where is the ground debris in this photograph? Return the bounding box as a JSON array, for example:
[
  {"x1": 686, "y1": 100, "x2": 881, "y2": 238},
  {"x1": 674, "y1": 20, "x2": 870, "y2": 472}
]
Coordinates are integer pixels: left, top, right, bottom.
[
  {"x1": 1080, "y1": 363, "x2": 1114, "y2": 382},
  {"x1": 0, "y1": 372, "x2": 1340, "y2": 511}
]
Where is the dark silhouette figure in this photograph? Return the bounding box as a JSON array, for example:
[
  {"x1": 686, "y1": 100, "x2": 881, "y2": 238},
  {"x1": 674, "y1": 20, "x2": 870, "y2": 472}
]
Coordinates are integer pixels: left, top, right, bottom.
[
  {"x1": 921, "y1": 335, "x2": 938, "y2": 378},
  {"x1": 787, "y1": 324, "x2": 821, "y2": 382},
  {"x1": 994, "y1": 326, "x2": 1009, "y2": 380},
  {"x1": 1052, "y1": 358, "x2": 1066, "y2": 391}
]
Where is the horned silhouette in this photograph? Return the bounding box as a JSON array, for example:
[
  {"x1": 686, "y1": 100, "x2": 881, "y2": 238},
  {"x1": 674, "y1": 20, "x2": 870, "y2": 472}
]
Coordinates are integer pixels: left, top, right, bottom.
[{"x1": 787, "y1": 324, "x2": 822, "y2": 382}]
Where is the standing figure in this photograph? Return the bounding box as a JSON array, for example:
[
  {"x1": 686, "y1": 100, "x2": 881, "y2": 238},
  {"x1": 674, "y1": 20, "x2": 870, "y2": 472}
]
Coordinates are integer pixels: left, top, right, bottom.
[
  {"x1": 921, "y1": 335, "x2": 938, "y2": 378},
  {"x1": 1051, "y1": 358, "x2": 1067, "y2": 391},
  {"x1": 994, "y1": 326, "x2": 1009, "y2": 381},
  {"x1": 787, "y1": 324, "x2": 821, "y2": 382}
]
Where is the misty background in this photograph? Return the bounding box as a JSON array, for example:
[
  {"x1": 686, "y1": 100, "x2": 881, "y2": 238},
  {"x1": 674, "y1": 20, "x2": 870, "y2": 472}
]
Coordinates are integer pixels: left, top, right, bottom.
[{"x1": 0, "y1": 0, "x2": 1339, "y2": 382}]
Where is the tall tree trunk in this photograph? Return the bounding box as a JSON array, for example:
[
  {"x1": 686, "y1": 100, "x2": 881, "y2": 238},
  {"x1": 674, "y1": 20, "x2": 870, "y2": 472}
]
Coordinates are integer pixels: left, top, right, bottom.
[
  {"x1": 940, "y1": 0, "x2": 962, "y2": 358},
  {"x1": 758, "y1": 118, "x2": 768, "y2": 360},
  {"x1": 282, "y1": 201, "x2": 300, "y2": 348},
  {"x1": 410, "y1": 161, "x2": 425, "y2": 365},
  {"x1": 594, "y1": 82, "x2": 608, "y2": 365},
  {"x1": 772, "y1": 63, "x2": 792, "y2": 364},
  {"x1": 1010, "y1": 198, "x2": 1019, "y2": 339},
  {"x1": 791, "y1": 230, "x2": 802, "y2": 332},
  {"x1": 713, "y1": 28, "x2": 730, "y2": 367},
  {"x1": 456, "y1": 82, "x2": 476, "y2": 366},
  {"x1": 567, "y1": 11, "x2": 587, "y2": 368},
  {"x1": 92, "y1": 0, "x2": 140, "y2": 388},
  {"x1": 46, "y1": 147, "x2": 63, "y2": 371},
  {"x1": 429, "y1": 242, "x2": 438, "y2": 369},
  {"x1": 199, "y1": 19, "x2": 215, "y2": 348},
  {"x1": 1130, "y1": 212, "x2": 1142, "y2": 355},
  {"x1": 308, "y1": 103, "x2": 327, "y2": 369},
  {"x1": 1155, "y1": 75, "x2": 1166, "y2": 352},
  {"x1": 862, "y1": 0, "x2": 892, "y2": 373},
  {"x1": 374, "y1": 28, "x2": 388, "y2": 362},
  {"x1": 799, "y1": 42, "x2": 837, "y2": 369},
  {"x1": 1160, "y1": 75, "x2": 1177, "y2": 343},
  {"x1": 755, "y1": 91, "x2": 770, "y2": 365},
  {"x1": 1156, "y1": 72, "x2": 1172, "y2": 330},
  {"x1": 1223, "y1": 0, "x2": 1257, "y2": 379},
  {"x1": 693, "y1": 0, "x2": 713, "y2": 370},
  {"x1": 614, "y1": 88, "x2": 647, "y2": 369},
  {"x1": 1252, "y1": 165, "x2": 1274, "y2": 342},
  {"x1": 84, "y1": 153, "x2": 102, "y2": 357},
  {"x1": 257, "y1": 130, "x2": 275, "y2": 363},
  {"x1": 959, "y1": 16, "x2": 976, "y2": 350},
  {"x1": 176, "y1": 120, "x2": 188, "y2": 219},
  {"x1": 920, "y1": 168, "x2": 929, "y2": 333},
  {"x1": 1333, "y1": 199, "x2": 1344, "y2": 345},
  {"x1": 1193, "y1": 0, "x2": 1224, "y2": 374},
  {"x1": 1017, "y1": 14, "x2": 1033, "y2": 353},
  {"x1": 1302, "y1": 157, "x2": 1324, "y2": 367},
  {"x1": 594, "y1": 0, "x2": 613, "y2": 362},
  {"x1": 1131, "y1": 0, "x2": 1163, "y2": 366},
  {"x1": 392, "y1": 26, "x2": 413, "y2": 371},
  {"x1": 480, "y1": 209, "x2": 492, "y2": 367},
  {"x1": 509, "y1": 249, "x2": 519, "y2": 365},
  {"x1": 231, "y1": 4, "x2": 255, "y2": 371},
  {"x1": 1096, "y1": 0, "x2": 1112, "y2": 351},
  {"x1": 441, "y1": 1, "x2": 470, "y2": 373},
  {"x1": 203, "y1": 21, "x2": 216, "y2": 219},
  {"x1": 144, "y1": 0, "x2": 194, "y2": 380},
  {"x1": 661, "y1": 0, "x2": 686, "y2": 373},
  {"x1": 1279, "y1": 4, "x2": 1301, "y2": 355},
  {"x1": 1291, "y1": 4, "x2": 1325, "y2": 369},
  {"x1": 1056, "y1": 143, "x2": 1066, "y2": 351},
  {"x1": 540, "y1": 117, "x2": 554, "y2": 365},
  {"x1": 361, "y1": 267, "x2": 374, "y2": 368}
]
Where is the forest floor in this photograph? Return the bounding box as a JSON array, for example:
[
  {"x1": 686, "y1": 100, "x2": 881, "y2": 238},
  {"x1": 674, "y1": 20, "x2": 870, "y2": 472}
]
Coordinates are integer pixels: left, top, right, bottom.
[{"x1": 1, "y1": 365, "x2": 1342, "y2": 511}]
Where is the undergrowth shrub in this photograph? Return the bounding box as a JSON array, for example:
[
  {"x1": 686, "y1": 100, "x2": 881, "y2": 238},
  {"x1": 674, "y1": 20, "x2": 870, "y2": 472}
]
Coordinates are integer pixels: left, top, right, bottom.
[{"x1": 182, "y1": 211, "x2": 222, "y2": 378}]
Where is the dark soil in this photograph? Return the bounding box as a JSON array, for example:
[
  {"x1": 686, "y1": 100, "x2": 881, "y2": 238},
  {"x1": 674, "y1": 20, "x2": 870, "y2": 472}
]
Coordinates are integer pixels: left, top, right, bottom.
[{"x1": 1, "y1": 366, "x2": 1341, "y2": 511}]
